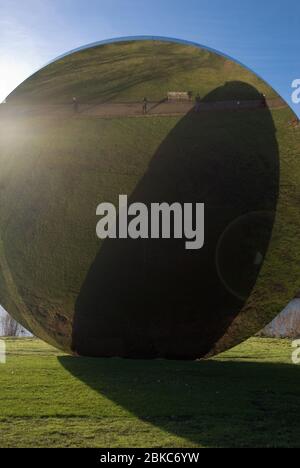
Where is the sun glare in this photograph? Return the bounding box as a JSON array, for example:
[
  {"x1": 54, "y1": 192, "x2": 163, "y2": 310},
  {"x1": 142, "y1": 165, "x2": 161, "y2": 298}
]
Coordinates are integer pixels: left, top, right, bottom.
[{"x1": 0, "y1": 57, "x2": 33, "y2": 103}]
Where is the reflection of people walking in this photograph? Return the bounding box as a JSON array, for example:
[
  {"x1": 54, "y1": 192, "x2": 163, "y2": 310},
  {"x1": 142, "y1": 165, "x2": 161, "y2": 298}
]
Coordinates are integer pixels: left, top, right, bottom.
[
  {"x1": 194, "y1": 94, "x2": 201, "y2": 113},
  {"x1": 142, "y1": 97, "x2": 148, "y2": 115},
  {"x1": 261, "y1": 93, "x2": 267, "y2": 108},
  {"x1": 73, "y1": 97, "x2": 79, "y2": 113}
]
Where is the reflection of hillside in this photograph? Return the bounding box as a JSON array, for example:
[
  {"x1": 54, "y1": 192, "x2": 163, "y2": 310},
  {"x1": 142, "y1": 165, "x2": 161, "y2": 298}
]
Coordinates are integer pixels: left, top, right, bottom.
[
  {"x1": 72, "y1": 81, "x2": 279, "y2": 359},
  {"x1": 7, "y1": 40, "x2": 277, "y2": 104}
]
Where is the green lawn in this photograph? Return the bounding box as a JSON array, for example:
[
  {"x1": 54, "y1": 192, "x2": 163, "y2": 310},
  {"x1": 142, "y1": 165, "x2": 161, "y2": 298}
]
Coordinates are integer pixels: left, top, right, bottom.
[{"x1": 0, "y1": 337, "x2": 299, "y2": 448}]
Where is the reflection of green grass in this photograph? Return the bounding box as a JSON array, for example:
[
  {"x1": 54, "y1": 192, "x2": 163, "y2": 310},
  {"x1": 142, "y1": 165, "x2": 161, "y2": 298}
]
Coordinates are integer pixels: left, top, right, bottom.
[
  {"x1": 0, "y1": 337, "x2": 299, "y2": 448},
  {"x1": 0, "y1": 114, "x2": 177, "y2": 339},
  {"x1": 0, "y1": 106, "x2": 299, "y2": 352},
  {"x1": 8, "y1": 40, "x2": 276, "y2": 104}
]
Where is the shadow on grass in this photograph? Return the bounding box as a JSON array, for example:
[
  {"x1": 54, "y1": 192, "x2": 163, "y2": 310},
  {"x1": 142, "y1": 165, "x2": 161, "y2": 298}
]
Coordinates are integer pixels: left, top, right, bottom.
[{"x1": 58, "y1": 355, "x2": 300, "y2": 447}]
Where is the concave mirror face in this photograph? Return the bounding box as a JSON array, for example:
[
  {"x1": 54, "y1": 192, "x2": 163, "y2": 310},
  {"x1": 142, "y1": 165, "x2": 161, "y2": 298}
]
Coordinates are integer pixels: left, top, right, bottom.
[{"x1": 0, "y1": 37, "x2": 299, "y2": 359}]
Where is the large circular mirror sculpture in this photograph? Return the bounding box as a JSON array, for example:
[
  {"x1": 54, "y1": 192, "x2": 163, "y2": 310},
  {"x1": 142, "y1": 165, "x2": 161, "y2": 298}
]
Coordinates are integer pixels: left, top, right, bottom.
[{"x1": 0, "y1": 37, "x2": 299, "y2": 359}]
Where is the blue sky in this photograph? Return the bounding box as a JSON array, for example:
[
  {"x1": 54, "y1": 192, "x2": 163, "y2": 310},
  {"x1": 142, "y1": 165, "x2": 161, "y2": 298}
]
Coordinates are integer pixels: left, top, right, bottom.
[{"x1": 0, "y1": 0, "x2": 299, "y2": 114}]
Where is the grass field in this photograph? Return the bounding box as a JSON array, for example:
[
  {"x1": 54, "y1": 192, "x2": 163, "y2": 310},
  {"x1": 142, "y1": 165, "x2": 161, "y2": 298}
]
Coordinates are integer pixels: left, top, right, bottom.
[{"x1": 0, "y1": 337, "x2": 299, "y2": 448}]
